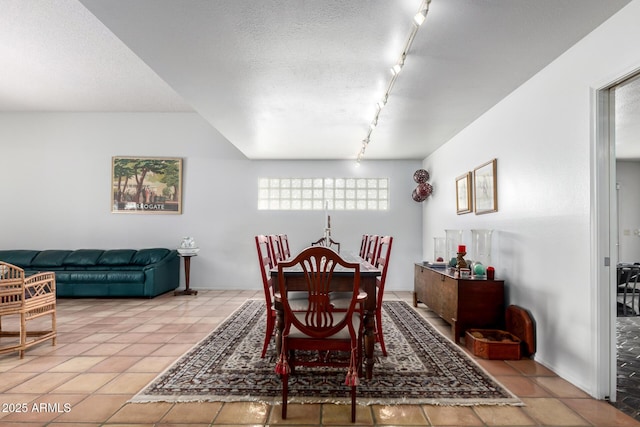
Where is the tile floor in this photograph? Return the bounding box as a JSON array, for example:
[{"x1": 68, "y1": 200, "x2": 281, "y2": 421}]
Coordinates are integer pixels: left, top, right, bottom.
[
  {"x1": 1, "y1": 290, "x2": 639, "y2": 427},
  {"x1": 614, "y1": 315, "x2": 640, "y2": 420}
]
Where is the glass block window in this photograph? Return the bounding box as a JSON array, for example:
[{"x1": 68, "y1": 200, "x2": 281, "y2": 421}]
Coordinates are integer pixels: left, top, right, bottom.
[{"x1": 258, "y1": 177, "x2": 389, "y2": 210}]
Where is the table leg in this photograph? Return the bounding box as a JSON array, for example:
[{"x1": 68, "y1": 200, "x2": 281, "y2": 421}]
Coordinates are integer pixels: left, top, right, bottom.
[
  {"x1": 363, "y1": 309, "x2": 375, "y2": 380},
  {"x1": 175, "y1": 256, "x2": 198, "y2": 295}
]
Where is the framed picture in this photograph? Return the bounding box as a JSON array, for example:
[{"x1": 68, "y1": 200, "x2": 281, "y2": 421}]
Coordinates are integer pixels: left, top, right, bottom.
[
  {"x1": 474, "y1": 159, "x2": 497, "y2": 214},
  {"x1": 455, "y1": 172, "x2": 472, "y2": 214},
  {"x1": 111, "y1": 156, "x2": 183, "y2": 214}
]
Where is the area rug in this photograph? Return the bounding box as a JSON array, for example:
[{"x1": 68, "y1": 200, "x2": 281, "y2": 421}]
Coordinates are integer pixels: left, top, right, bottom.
[{"x1": 131, "y1": 300, "x2": 521, "y2": 406}]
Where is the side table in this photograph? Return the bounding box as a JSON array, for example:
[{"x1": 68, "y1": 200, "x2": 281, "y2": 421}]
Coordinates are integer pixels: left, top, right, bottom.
[{"x1": 175, "y1": 254, "x2": 198, "y2": 295}]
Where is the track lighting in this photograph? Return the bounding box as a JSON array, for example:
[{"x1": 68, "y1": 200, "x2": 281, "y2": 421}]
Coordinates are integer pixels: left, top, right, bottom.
[{"x1": 355, "y1": 0, "x2": 431, "y2": 163}]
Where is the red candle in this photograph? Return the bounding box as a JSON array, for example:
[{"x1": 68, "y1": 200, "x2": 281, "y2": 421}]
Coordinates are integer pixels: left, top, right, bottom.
[
  {"x1": 458, "y1": 245, "x2": 466, "y2": 253},
  {"x1": 486, "y1": 266, "x2": 495, "y2": 280}
]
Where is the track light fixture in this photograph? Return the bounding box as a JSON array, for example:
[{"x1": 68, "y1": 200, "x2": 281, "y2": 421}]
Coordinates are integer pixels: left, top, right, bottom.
[{"x1": 356, "y1": 0, "x2": 431, "y2": 164}]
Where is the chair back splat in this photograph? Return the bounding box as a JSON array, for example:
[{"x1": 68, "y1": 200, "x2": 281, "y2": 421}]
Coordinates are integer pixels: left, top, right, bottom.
[
  {"x1": 365, "y1": 234, "x2": 379, "y2": 265},
  {"x1": 276, "y1": 246, "x2": 363, "y2": 422},
  {"x1": 268, "y1": 234, "x2": 285, "y2": 266},
  {"x1": 278, "y1": 234, "x2": 291, "y2": 260}
]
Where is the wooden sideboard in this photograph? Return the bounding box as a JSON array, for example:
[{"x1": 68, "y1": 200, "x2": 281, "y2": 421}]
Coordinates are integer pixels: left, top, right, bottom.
[{"x1": 413, "y1": 264, "x2": 505, "y2": 343}]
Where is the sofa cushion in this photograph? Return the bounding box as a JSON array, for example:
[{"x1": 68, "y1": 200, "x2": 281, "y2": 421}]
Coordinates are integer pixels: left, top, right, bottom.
[
  {"x1": 63, "y1": 249, "x2": 105, "y2": 266},
  {"x1": 0, "y1": 250, "x2": 39, "y2": 267},
  {"x1": 31, "y1": 250, "x2": 73, "y2": 268},
  {"x1": 97, "y1": 249, "x2": 136, "y2": 266},
  {"x1": 131, "y1": 248, "x2": 170, "y2": 266}
]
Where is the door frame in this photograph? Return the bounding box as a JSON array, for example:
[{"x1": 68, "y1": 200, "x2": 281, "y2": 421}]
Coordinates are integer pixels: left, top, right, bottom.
[
  {"x1": 592, "y1": 84, "x2": 616, "y2": 401},
  {"x1": 593, "y1": 67, "x2": 640, "y2": 402}
]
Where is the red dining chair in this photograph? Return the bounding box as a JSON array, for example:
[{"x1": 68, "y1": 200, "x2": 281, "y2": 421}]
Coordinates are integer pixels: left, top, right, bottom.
[
  {"x1": 255, "y1": 235, "x2": 278, "y2": 358},
  {"x1": 278, "y1": 234, "x2": 291, "y2": 260},
  {"x1": 268, "y1": 234, "x2": 285, "y2": 265},
  {"x1": 358, "y1": 234, "x2": 369, "y2": 259},
  {"x1": 372, "y1": 236, "x2": 393, "y2": 357},
  {"x1": 365, "y1": 235, "x2": 379, "y2": 265},
  {"x1": 275, "y1": 246, "x2": 365, "y2": 423}
]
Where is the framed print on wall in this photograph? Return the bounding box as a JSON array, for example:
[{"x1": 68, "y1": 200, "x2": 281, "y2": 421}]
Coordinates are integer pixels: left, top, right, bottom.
[
  {"x1": 111, "y1": 156, "x2": 183, "y2": 214},
  {"x1": 473, "y1": 158, "x2": 497, "y2": 214},
  {"x1": 455, "y1": 172, "x2": 472, "y2": 214}
]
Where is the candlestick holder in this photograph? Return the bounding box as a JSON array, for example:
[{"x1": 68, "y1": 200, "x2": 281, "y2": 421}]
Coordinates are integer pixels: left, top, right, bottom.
[{"x1": 456, "y1": 251, "x2": 468, "y2": 269}]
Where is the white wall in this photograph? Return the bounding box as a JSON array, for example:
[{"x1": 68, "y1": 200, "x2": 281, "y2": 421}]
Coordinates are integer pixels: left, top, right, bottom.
[
  {"x1": 617, "y1": 161, "x2": 640, "y2": 262},
  {"x1": 421, "y1": 0, "x2": 640, "y2": 397},
  {"x1": 0, "y1": 112, "x2": 421, "y2": 293}
]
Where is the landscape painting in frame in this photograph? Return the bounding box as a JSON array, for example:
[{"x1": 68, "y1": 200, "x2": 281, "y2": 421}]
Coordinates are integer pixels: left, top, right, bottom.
[{"x1": 112, "y1": 156, "x2": 183, "y2": 214}]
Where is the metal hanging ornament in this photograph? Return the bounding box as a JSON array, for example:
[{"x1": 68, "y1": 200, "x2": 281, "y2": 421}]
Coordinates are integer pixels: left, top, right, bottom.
[
  {"x1": 413, "y1": 169, "x2": 429, "y2": 183},
  {"x1": 412, "y1": 169, "x2": 433, "y2": 202}
]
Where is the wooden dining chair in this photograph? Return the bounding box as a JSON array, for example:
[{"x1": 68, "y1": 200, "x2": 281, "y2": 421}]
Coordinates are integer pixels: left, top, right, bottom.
[
  {"x1": 275, "y1": 246, "x2": 365, "y2": 423},
  {"x1": 278, "y1": 234, "x2": 291, "y2": 260},
  {"x1": 365, "y1": 234, "x2": 379, "y2": 265},
  {"x1": 372, "y1": 236, "x2": 393, "y2": 356},
  {"x1": 268, "y1": 234, "x2": 285, "y2": 266},
  {"x1": 358, "y1": 234, "x2": 369, "y2": 259},
  {"x1": 255, "y1": 235, "x2": 278, "y2": 358}
]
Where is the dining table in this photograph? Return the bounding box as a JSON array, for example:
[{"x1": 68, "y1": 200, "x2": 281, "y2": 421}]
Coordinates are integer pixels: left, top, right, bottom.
[{"x1": 270, "y1": 251, "x2": 381, "y2": 380}]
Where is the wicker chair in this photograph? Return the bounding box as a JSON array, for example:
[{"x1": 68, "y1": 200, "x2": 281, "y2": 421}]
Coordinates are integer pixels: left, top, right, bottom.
[{"x1": 0, "y1": 261, "x2": 57, "y2": 358}]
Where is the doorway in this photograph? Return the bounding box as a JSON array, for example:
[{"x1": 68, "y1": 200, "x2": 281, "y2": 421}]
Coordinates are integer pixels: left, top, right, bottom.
[{"x1": 598, "y1": 71, "x2": 640, "y2": 420}]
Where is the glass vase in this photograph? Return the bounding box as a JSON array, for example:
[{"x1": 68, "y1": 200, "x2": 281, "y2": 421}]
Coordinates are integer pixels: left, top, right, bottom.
[
  {"x1": 445, "y1": 229, "x2": 464, "y2": 266},
  {"x1": 433, "y1": 237, "x2": 446, "y2": 262},
  {"x1": 471, "y1": 229, "x2": 493, "y2": 267}
]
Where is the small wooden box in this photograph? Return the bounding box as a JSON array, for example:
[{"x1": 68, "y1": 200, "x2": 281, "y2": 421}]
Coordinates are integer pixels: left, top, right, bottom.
[{"x1": 465, "y1": 329, "x2": 522, "y2": 360}]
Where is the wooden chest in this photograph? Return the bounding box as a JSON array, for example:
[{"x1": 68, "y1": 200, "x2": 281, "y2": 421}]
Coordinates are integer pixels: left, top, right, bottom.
[
  {"x1": 465, "y1": 329, "x2": 521, "y2": 360},
  {"x1": 465, "y1": 305, "x2": 536, "y2": 360}
]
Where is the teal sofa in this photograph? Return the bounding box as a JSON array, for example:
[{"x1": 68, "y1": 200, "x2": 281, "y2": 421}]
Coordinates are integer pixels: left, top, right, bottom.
[{"x1": 0, "y1": 248, "x2": 179, "y2": 298}]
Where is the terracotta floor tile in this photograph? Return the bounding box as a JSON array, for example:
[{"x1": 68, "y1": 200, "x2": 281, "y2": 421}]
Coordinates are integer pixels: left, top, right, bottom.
[
  {"x1": 48, "y1": 356, "x2": 107, "y2": 372},
  {"x1": 77, "y1": 333, "x2": 120, "y2": 343},
  {"x1": 115, "y1": 343, "x2": 163, "y2": 356},
  {"x1": 0, "y1": 371, "x2": 38, "y2": 392},
  {"x1": 50, "y1": 372, "x2": 118, "y2": 393},
  {"x1": 533, "y1": 376, "x2": 592, "y2": 398},
  {"x1": 423, "y1": 405, "x2": 484, "y2": 426},
  {"x1": 506, "y1": 359, "x2": 557, "y2": 377},
  {"x1": 43, "y1": 343, "x2": 98, "y2": 356},
  {"x1": 562, "y1": 398, "x2": 640, "y2": 427},
  {"x1": 81, "y1": 343, "x2": 130, "y2": 356},
  {"x1": 267, "y1": 403, "x2": 322, "y2": 424},
  {"x1": 372, "y1": 404, "x2": 429, "y2": 425},
  {"x1": 95, "y1": 372, "x2": 157, "y2": 394},
  {"x1": 106, "y1": 332, "x2": 151, "y2": 344},
  {"x1": 520, "y1": 397, "x2": 591, "y2": 426},
  {"x1": 106, "y1": 402, "x2": 174, "y2": 424},
  {"x1": 150, "y1": 343, "x2": 194, "y2": 357},
  {"x1": 7, "y1": 372, "x2": 78, "y2": 393},
  {"x1": 127, "y1": 356, "x2": 176, "y2": 372},
  {"x1": 494, "y1": 375, "x2": 552, "y2": 397},
  {"x1": 137, "y1": 333, "x2": 179, "y2": 344},
  {"x1": 475, "y1": 358, "x2": 523, "y2": 376},
  {"x1": 320, "y1": 403, "x2": 373, "y2": 425},
  {"x1": 473, "y1": 405, "x2": 537, "y2": 426},
  {"x1": 160, "y1": 402, "x2": 223, "y2": 424},
  {"x1": 11, "y1": 356, "x2": 72, "y2": 372},
  {"x1": 86, "y1": 356, "x2": 143, "y2": 372},
  {"x1": 53, "y1": 394, "x2": 129, "y2": 423},
  {"x1": 213, "y1": 402, "x2": 269, "y2": 424}
]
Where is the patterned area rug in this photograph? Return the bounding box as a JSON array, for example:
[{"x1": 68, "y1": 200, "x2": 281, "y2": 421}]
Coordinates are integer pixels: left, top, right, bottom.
[{"x1": 131, "y1": 300, "x2": 521, "y2": 406}]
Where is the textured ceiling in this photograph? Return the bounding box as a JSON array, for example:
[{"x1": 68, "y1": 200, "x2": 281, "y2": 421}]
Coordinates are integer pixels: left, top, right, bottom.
[{"x1": 0, "y1": 0, "x2": 635, "y2": 160}]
